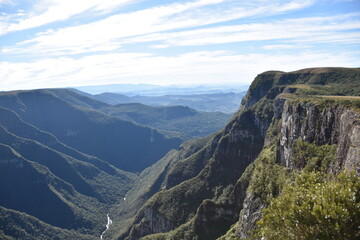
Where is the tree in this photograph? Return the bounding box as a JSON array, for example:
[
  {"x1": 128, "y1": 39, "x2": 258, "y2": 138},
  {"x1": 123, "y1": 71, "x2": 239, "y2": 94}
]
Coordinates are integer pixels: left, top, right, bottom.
[{"x1": 254, "y1": 171, "x2": 360, "y2": 240}]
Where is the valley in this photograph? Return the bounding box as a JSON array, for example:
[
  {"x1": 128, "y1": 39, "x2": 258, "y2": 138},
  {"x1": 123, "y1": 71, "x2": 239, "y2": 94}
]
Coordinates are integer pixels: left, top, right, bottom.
[
  {"x1": 0, "y1": 67, "x2": 359, "y2": 240},
  {"x1": 1, "y1": 0, "x2": 359, "y2": 238}
]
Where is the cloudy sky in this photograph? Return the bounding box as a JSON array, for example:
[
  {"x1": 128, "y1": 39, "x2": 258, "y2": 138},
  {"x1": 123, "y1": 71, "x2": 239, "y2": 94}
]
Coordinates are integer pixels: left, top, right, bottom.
[{"x1": 0, "y1": 0, "x2": 359, "y2": 91}]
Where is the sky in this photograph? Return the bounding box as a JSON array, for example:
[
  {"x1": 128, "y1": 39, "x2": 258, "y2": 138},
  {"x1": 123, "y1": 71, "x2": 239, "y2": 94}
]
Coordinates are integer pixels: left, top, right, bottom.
[{"x1": 0, "y1": 0, "x2": 359, "y2": 91}]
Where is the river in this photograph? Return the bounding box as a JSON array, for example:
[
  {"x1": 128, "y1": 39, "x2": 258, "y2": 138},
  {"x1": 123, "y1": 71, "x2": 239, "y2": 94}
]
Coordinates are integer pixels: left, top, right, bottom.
[{"x1": 100, "y1": 213, "x2": 113, "y2": 240}]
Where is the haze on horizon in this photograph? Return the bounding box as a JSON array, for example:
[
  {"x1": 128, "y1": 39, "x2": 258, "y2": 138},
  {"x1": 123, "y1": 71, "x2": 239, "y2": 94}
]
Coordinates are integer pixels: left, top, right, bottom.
[{"x1": 0, "y1": 0, "x2": 359, "y2": 91}]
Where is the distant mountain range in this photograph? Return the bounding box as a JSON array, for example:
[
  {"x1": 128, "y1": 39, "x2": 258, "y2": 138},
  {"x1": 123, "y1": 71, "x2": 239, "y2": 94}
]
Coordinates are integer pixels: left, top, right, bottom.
[
  {"x1": 73, "y1": 89, "x2": 246, "y2": 113},
  {"x1": 74, "y1": 83, "x2": 248, "y2": 95}
]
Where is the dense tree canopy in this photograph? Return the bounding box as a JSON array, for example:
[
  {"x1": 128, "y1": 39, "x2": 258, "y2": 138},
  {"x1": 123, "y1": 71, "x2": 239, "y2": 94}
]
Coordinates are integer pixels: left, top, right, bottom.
[{"x1": 255, "y1": 171, "x2": 360, "y2": 240}]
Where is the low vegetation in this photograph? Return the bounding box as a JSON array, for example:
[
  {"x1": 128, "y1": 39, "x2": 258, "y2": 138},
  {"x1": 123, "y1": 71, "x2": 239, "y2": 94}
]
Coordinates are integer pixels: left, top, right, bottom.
[
  {"x1": 246, "y1": 139, "x2": 358, "y2": 240},
  {"x1": 255, "y1": 171, "x2": 360, "y2": 240}
]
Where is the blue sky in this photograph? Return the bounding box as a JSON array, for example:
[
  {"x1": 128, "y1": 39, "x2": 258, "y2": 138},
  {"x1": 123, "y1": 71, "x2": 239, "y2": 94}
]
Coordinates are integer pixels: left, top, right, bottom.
[{"x1": 0, "y1": 0, "x2": 359, "y2": 91}]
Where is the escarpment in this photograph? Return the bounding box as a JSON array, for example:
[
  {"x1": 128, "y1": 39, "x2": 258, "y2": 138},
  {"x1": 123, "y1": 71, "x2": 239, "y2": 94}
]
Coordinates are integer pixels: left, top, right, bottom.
[
  {"x1": 278, "y1": 100, "x2": 360, "y2": 172},
  {"x1": 232, "y1": 99, "x2": 360, "y2": 240},
  {"x1": 121, "y1": 67, "x2": 360, "y2": 240},
  {"x1": 224, "y1": 68, "x2": 360, "y2": 240}
]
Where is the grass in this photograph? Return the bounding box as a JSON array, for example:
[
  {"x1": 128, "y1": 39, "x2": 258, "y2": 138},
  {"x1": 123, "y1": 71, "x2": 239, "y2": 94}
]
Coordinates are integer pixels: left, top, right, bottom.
[
  {"x1": 287, "y1": 84, "x2": 313, "y2": 90},
  {"x1": 317, "y1": 95, "x2": 360, "y2": 100},
  {"x1": 276, "y1": 93, "x2": 295, "y2": 99}
]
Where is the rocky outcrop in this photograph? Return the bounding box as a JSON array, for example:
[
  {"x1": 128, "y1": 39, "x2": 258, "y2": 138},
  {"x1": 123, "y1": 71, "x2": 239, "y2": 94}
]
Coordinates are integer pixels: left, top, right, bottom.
[
  {"x1": 193, "y1": 200, "x2": 238, "y2": 240},
  {"x1": 335, "y1": 110, "x2": 360, "y2": 174},
  {"x1": 278, "y1": 101, "x2": 360, "y2": 173},
  {"x1": 240, "y1": 71, "x2": 283, "y2": 110},
  {"x1": 127, "y1": 207, "x2": 175, "y2": 239},
  {"x1": 236, "y1": 192, "x2": 264, "y2": 239}
]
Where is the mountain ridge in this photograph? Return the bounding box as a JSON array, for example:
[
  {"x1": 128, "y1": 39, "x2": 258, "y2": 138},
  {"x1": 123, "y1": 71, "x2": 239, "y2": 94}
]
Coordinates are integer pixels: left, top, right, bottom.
[
  {"x1": 0, "y1": 89, "x2": 182, "y2": 172},
  {"x1": 119, "y1": 67, "x2": 360, "y2": 240},
  {"x1": 93, "y1": 91, "x2": 245, "y2": 114},
  {"x1": 0, "y1": 67, "x2": 359, "y2": 240}
]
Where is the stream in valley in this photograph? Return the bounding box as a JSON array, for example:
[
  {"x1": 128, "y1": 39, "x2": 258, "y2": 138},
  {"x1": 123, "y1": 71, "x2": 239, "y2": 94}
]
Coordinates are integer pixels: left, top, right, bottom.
[{"x1": 100, "y1": 213, "x2": 113, "y2": 239}]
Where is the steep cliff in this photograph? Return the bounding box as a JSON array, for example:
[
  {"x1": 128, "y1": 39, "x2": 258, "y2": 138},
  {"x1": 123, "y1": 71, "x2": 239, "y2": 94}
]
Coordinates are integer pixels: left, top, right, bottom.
[
  {"x1": 221, "y1": 68, "x2": 360, "y2": 239},
  {"x1": 230, "y1": 99, "x2": 360, "y2": 240},
  {"x1": 121, "y1": 67, "x2": 360, "y2": 240}
]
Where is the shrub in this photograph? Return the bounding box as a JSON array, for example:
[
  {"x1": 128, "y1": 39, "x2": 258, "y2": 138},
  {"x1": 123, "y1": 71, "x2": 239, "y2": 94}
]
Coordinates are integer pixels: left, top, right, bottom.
[{"x1": 255, "y1": 171, "x2": 360, "y2": 240}]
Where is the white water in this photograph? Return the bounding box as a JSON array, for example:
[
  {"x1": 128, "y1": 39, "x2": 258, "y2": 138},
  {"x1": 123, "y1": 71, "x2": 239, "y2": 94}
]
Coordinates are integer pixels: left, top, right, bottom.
[{"x1": 100, "y1": 213, "x2": 113, "y2": 240}]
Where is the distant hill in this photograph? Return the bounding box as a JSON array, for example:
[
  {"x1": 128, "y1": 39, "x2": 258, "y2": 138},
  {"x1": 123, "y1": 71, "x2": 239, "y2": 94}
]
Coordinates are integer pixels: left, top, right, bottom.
[
  {"x1": 74, "y1": 83, "x2": 247, "y2": 95},
  {"x1": 87, "y1": 91, "x2": 246, "y2": 113},
  {"x1": 0, "y1": 89, "x2": 181, "y2": 172},
  {"x1": 28, "y1": 88, "x2": 232, "y2": 140},
  {"x1": 99, "y1": 103, "x2": 231, "y2": 139},
  {"x1": 0, "y1": 206, "x2": 96, "y2": 240},
  {"x1": 0, "y1": 139, "x2": 133, "y2": 236}
]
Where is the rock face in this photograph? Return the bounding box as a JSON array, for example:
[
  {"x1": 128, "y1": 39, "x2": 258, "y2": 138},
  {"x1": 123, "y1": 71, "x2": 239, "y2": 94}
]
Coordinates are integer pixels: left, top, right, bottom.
[
  {"x1": 193, "y1": 200, "x2": 238, "y2": 239},
  {"x1": 127, "y1": 207, "x2": 175, "y2": 238},
  {"x1": 231, "y1": 68, "x2": 360, "y2": 239},
  {"x1": 235, "y1": 100, "x2": 360, "y2": 239},
  {"x1": 278, "y1": 101, "x2": 360, "y2": 173},
  {"x1": 335, "y1": 110, "x2": 360, "y2": 173},
  {"x1": 120, "y1": 67, "x2": 360, "y2": 240}
]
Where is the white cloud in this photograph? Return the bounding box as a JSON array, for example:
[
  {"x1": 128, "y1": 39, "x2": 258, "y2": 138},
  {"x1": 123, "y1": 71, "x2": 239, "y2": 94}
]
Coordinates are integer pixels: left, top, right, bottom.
[
  {"x1": 1, "y1": 0, "x2": 359, "y2": 91},
  {"x1": 0, "y1": 50, "x2": 358, "y2": 91},
  {"x1": 0, "y1": 0, "x2": 231, "y2": 36},
  {"x1": 2, "y1": 0, "x2": 321, "y2": 55},
  {"x1": 0, "y1": 0, "x2": 136, "y2": 35},
  {"x1": 150, "y1": 44, "x2": 170, "y2": 49},
  {"x1": 130, "y1": 14, "x2": 360, "y2": 47},
  {"x1": 0, "y1": 0, "x2": 13, "y2": 6},
  {"x1": 262, "y1": 44, "x2": 313, "y2": 50},
  {"x1": 6, "y1": 11, "x2": 359, "y2": 57}
]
